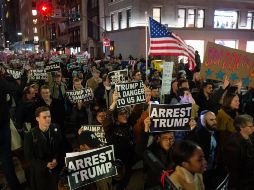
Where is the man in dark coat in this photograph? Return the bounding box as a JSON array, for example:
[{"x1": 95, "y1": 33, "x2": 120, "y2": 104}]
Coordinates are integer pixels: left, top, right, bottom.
[
  {"x1": 223, "y1": 114, "x2": 254, "y2": 190},
  {"x1": 24, "y1": 106, "x2": 65, "y2": 190},
  {"x1": 194, "y1": 78, "x2": 229, "y2": 115},
  {"x1": 35, "y1": 85, "x2": 65, "y2": 127},
  {"x1": 186, "y1": 110, "x2": 224, "y2": 189},
  {"x1": 0, "y1": 68, "x2": 23, "y2": 190}
]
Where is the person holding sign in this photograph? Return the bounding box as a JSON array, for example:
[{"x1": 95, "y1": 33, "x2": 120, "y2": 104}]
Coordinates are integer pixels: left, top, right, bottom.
[
  {"x1": 58, "y1": 131, "x2": 112, "y2": 190},
  {"x1": 140, "y1": 116, "x2": 175, "y2": 189},
  {"x1": 24, "y1": 106, "x2": 65, "y2": 190},
  {"x1": 103, "y1": 91, "x2": 136, "y2": 189},
  {"x1": 194, "y1": 77, "x2": 229, "y2": 115},
  {"x1": 68, "y1": 78, "x2": 90, "y2": 131}
]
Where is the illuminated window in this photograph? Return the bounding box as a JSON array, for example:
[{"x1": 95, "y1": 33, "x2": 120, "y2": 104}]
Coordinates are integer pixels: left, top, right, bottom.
[
  {"x1": 214, "y1": 10, "x2": 238, "y2": 29},
  {"x1": 33, "y1": 27, "x2": 38, "y2": 33},
  {"x1": 33, "y1": 19, "x2": 38, "y2": 24},
  {"x1": 238, "y1": 12, "x2": 253, "y2": 29},
  {"x1": 153, "y1": 8, "x2": 161, "y2": 23},
  {"x1": 196, "y1": 9, "x2": 204, "y2": 28},
  {"x1": 215, "y1": 40, "x2": 238, "y2": 49},
  {"x1": 177, "y1": 8, "x2": 204, "y2": 28},
  {"x1": 185, "y1": 40, "x2": 205, "y2": 62},
  {"x1": 32, "y1": 9, "x2": 37, "y2": 16},
  {"x1": 178, "y1": 9, "x2": 185, "y2": 27},
  {"x1": 34, "y1": 36, "x2": 39, "y2": 42},
  {"x1": 246, "y1": 41, "x2": 254, "y2": 53},
  {"x1": 187, "y1": 9, "x2": 195, "y2": 27}
]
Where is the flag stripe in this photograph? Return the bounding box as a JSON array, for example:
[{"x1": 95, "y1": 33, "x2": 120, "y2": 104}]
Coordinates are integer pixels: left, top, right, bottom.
[{"x1": 148, "y1": 17, "x2": 196, "y2": 71}]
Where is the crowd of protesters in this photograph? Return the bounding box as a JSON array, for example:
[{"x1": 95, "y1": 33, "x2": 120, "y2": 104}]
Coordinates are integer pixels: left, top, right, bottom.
[{"x1": 0, "y1": 50, "x2": 254, "y2": 190}]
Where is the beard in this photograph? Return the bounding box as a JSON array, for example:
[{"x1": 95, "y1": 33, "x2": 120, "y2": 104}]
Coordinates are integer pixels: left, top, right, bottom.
[{"x1": 205, "y1": 120, "x2": 217, "y2": 131}]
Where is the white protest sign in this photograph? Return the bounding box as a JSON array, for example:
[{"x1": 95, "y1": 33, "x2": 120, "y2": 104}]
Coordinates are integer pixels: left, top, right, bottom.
[
  {"x1": 161, "y1": 62, "x2": 174, "y2": 95},
  {"x1": 35, "y1": 61, "x2": 45, "y2": 68}
]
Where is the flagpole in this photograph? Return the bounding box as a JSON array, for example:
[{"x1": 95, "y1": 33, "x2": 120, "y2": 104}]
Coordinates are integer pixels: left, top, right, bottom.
[{"x1": 145, "y1": 11, "x2": 148, "y2": 79}]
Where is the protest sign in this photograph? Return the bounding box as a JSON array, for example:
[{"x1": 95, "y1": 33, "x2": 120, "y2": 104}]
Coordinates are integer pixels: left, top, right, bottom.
[
  {"x1": 149, "y1": 103, "x2": 192, "y2": 132},
  {"x1": 76, "y1": 55, "x2": 87, "y2": 64},
  {"x1": 10, "y1": 59, "x2": 20, "y2": 65},
  {"x1": 81, "y1": 125, "x2": 107, "y2": 144},
  {"x1": 30, "y1": 69, "x2": 48, "y2": 80},
  {"x1": 50, "y1": 55, "x2": 62, "y2": 63},
  {"x1": 108, "y1": 69, "x2": 128, "y2": 86},
  {"x1": 20, "y1": 59, "x2": 29, "y2": 65},
  {"x1": 35, "y1": 61, "x2": 45, "y2": 68},
  {"x1": 65, "y1": 145, "x2": 117, "y2": 190},
  {"x1": 66, "y1": 88, "x2": 93, "y2": 104},
  {"x1": 45, "y1": 62, "x2": 61, "y2": 72},
  {"x1": 161, "y1": 62, "x2": 174, "y2": 95},
  {"x1": 200, "y1": 42, "x2": 254, "y2": 87},
  {"x1": 115, "y1": 81, "x2": 146, "y2": 108},
  {"x1": 6, "y1": 69, "x2": 22, "y2": 79}
]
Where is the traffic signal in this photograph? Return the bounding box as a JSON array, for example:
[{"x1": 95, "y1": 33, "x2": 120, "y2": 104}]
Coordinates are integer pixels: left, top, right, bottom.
[{"x1": 38, "y1": 2, "x2": 51, "y2": 16}]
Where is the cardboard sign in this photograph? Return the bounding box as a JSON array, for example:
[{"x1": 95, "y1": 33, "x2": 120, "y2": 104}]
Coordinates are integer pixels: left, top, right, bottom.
[
  {"x1": 81, "y1": 125, "x2": 107, "y2": 144},
  {"x1": 45, "y1": 63, "x2": 61, "y2": 72},
  {"x1": 200, "y1": 42, "x2": 254, "y2": 87},
  {"x1": 66, "y1": 88, "x2": 93, "y2": 103},
  {"x1": 115, "y1": 81, "x2": 146, "y2": 108},
  {"x1": 108, "y1": 69, "x2": 128, "y2": 86},
  {"x1": 65, "y1": 145, "x2": 117, "y2": 190},
  {"x1": 149, "y1": 103, "x2": 192, "y2": 132},
  {"x1": 6, "y1": 69, "x2": 22, "y2": 79},
  {"x1": 31, "y1": 69, "x2": 48, "y2": 80}
]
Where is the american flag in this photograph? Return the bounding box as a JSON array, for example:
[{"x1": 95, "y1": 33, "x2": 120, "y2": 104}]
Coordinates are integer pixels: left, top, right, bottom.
[{"x1": 149, "y1": 17, "x2": 196, "y2": 71}]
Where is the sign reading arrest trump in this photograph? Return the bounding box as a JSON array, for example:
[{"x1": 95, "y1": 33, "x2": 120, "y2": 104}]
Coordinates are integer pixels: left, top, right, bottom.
[
  {"x1": 149, "y1": 103, "x2": 192, "y2": 132},
  {"x1": 65, "y1": 145, "x2": 117, "y2": 190}
]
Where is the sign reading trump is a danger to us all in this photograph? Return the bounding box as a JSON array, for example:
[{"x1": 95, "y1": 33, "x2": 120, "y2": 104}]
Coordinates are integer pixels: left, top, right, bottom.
[
  {"x1": 149, "y1": 103, "x2": 192, "y2": 132},
  {"x1": 65, "y1": 145, "x2": 117, "y2": 190}
]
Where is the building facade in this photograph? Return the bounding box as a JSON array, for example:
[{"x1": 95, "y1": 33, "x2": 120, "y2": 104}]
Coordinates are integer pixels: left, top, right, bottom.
[
  {"x1": 2, "y1": 0, "x2": 21, "y2": 48},
  {"x1": 103, "y1": 0, "x2": 254, "y2": 60}
]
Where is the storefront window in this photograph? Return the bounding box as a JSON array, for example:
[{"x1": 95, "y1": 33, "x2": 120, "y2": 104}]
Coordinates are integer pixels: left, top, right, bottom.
[{"x1": 214, "y1": 10, "x2": 238, "y2": 29}]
